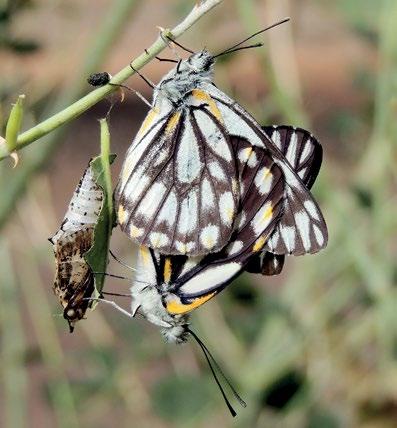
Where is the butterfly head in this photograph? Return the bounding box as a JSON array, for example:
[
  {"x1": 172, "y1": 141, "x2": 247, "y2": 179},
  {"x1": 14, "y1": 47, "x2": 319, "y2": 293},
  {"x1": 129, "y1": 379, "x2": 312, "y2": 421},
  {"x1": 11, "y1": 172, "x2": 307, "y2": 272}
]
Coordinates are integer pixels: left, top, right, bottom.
[
  {"x1": 185, "y1": 49, "x2": 215, "y2": 74},
  {"x1": 157, "y1": 50, "x2": 215, "y2": 101},
  {"x1": 130, "y1": 280, "x2": 190, "y2": 344}
]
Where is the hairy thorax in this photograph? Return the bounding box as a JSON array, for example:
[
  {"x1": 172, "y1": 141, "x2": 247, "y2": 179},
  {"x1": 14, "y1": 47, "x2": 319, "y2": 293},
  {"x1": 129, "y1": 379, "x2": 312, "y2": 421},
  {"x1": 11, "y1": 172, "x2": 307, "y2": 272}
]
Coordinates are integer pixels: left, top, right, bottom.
[{"x1": 153, "y1": 50, "x2": 215, "y2": 106}]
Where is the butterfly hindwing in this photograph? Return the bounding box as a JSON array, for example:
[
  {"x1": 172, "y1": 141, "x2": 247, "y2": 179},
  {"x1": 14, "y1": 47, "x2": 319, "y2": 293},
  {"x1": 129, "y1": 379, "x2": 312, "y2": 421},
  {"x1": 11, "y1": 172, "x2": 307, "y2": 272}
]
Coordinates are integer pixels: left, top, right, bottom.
[
  {"x1": 248, "y1": 125, "x2": 323, "y2": 274},
  {"x1": 262, "y1": 126, "x2": 327, "y2": 255},
  {"x1": 202, "y1": 83, "x2": 327, "y2": 255}
]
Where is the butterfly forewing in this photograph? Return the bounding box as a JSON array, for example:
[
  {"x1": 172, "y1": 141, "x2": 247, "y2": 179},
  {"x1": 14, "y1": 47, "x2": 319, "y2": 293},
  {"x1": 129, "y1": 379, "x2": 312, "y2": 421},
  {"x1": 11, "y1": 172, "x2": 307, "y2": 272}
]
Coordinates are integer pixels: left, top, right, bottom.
[
  {"x1": 117, "y1": 93, "x2": 239, "y2": 257},
  {"x1": 262, "y1": 125, "x2": 322, "y2": 189},
  {"x1": 201, "y1": 83, "x2": 327, "y2": 255}
]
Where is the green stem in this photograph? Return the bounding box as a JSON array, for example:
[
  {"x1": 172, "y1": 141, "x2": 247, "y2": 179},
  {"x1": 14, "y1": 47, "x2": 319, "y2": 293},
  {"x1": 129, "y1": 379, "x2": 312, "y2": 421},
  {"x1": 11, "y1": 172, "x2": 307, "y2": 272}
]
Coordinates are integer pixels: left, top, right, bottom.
[
  {"x1": 0, "y1": 0, "x2": 141, "y2": 230},
  {"x1": 0, "y1": 239, "x2": 28, "y2": 428},
  {"x1": 99, "y1": 118, "x2": 113, "y2": 223},
  {"x1": 0, "y1": 0, "x2": 223, "y2": 160},
  {"x1": 5, "y1": 94, "x2": 25, "y2": 153},
  {"x1": 234, "y1": 0, "x2": 308, "y2": 126}
]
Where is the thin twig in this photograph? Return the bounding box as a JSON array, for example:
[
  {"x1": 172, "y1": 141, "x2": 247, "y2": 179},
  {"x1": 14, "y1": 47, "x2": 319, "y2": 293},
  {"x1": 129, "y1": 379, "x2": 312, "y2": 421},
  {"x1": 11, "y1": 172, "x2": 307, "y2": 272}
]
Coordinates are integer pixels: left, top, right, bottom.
[
  {"x1": 0, "y1": 0, "x2": 143, "y2": 229},
  {"x1": 0, "y1": 0, "x2": 223, "y2": 161}
]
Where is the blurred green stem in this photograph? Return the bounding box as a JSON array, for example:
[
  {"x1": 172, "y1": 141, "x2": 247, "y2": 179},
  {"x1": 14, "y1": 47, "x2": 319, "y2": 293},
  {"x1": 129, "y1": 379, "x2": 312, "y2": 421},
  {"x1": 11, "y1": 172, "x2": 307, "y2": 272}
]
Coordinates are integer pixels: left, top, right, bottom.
[
  {"x1": 0, "y1": 0, "x2": 223, "y2": 160},
  {"x1": 234, "y1": 0, "x2": 308, "y2": 125},
  {"x1": 0, "y1": 0, "x2": 223, "y2": 231},
  {"x1": 17, "y1": 238, "x2": 80, "y2": 428},
  {"x1": 0, "y1": 239, "x2": 28, "y2": 428},
  {"x1": 0, "y1": 0, "x2": 141, "y2": 230}
]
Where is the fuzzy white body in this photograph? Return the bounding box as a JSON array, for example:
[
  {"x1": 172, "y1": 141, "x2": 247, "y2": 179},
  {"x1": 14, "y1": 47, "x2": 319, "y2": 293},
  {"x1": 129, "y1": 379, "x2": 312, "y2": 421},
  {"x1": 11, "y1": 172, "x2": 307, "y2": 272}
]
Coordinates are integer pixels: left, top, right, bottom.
[
  {"x1": 154, "y1": 50, "x2": 215, "y2": 106},
  {"x1": 131, "y1": 246, "x2": 189, "y2": 343},
  {"x1": 121, "y1": 50, "x2": 328, "y2": 340}
]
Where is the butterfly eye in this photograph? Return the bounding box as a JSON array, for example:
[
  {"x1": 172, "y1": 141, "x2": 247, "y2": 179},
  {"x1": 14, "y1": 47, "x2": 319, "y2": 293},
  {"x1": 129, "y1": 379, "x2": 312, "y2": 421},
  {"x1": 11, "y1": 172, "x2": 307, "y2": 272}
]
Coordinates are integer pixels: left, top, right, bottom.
[{"x1": 202, "y1": 58, "x2": 214, "y2": 71}]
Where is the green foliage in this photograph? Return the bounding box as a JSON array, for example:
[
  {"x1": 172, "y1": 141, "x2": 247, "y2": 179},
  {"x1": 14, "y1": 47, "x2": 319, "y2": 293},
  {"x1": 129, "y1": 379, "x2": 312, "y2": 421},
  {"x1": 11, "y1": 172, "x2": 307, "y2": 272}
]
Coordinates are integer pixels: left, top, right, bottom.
[
  {"x1": 5, "y1": 94, "x2": 25, "y2": 153},
  {"x1": 151, "y1": 374, "x2": 212, "y2": 423},
  {"x1": 84, "y1": 152, "x2": 116, "y2": 296},
  {"x1": 1, "y1": 1, "x2": 397, "y2": 427},
  {"x1": 307, "y1": 408, "x2": 340, "y2": 428}
]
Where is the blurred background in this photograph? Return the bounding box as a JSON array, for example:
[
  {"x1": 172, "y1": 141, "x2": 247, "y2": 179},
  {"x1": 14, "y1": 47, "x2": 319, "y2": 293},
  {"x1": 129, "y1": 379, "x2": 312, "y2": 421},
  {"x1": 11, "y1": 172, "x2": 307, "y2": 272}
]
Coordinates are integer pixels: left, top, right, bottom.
[{"x1": 0, "y1": 0, "x2": 396, "y2": 427}]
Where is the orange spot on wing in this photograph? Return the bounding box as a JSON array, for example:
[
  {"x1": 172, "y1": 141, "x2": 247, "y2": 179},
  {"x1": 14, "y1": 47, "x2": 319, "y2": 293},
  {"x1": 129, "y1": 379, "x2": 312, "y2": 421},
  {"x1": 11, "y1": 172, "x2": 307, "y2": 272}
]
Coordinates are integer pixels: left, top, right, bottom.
[
  {"x1": 137, "y1": 108, "x2": 158, "y2": 137},
  {"x1": 118, "y1": 205, "x2": 127, "y2": 224},
  {"x1": 164, "y1": 258, "x2": 172, "y2": 283},
  {"x1": 191, "y1": 89, "x2": 223, "y2": 122},
  {"x1": 262, "y1": 205, "x2": 273, "y2": 222},
  {"x1": 165, "y1": 111, "x2": 181, "y2": 133},
  {"x1": 166, "y1": 292, "x2": 216, "y2": 314},
  {"x1": 253, "y1": 236, "x2": 267, "y2": 252},
  {"x1": 262, "y1": 168, "x2": 272, "y2": 181},
  {"x1": 140, "y1": 246, "x2": 150, "y2": 266}
]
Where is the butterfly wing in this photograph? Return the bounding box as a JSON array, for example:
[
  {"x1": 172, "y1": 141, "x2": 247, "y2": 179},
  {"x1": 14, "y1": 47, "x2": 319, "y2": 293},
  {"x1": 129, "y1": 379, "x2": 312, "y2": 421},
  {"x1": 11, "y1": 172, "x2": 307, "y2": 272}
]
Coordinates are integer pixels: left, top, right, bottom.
[
  {"x1": 246, "y1": 125, "x2": 323, "y2": 274},
  {"x1": 263, "y1": 125, "x2": 322, "y2": 189},
  {"x1": 116, "y1": 92, "x2": 239, "y2": 257},
  {"x1": 203, "y1": 83, "x2": 328, "y2": 255},
  {"x1": 160, "y1": 140, "x2": 285, "y2": 314}
]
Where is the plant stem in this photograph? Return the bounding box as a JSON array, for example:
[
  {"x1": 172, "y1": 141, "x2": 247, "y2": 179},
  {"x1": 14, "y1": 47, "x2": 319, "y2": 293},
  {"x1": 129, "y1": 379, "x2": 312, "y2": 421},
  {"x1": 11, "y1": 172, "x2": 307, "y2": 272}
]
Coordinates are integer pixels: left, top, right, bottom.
[
  {"x1": 99, "y1": 119, "x2": 113, "y2": 223},
  {"x1": 0, "y1": 0, "x2": 223, "y2": 161},
  {"x1": 0, "y1": 239, "x2": 28, "y2": 428},
  {"x1": 0, "y1": 0, "x2": 140, "y2": 230},
  {"x1": 234, "y1": 0, "x2": 308, "y2": 126}
]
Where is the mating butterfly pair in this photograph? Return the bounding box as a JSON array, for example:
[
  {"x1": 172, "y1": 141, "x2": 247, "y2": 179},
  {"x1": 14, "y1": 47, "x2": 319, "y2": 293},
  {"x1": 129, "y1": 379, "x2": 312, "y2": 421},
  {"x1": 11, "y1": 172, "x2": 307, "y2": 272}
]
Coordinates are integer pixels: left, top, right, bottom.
[
  {"x1": 115, "y1": 48, "x2": 327, "y2": 343},
  {"x1": 51, "y1": 24, "x2": 328, "y2": 417}
]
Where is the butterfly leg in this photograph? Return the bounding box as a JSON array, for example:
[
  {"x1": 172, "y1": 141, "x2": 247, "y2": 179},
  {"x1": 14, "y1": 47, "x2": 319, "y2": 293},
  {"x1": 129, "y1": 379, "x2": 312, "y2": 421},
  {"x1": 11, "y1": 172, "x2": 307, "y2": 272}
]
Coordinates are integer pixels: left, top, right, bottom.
[
  {"x1": 144, "y1": 48, "x2": 178, "y2": 64},
  {"x1": 109, "y1": 249, "x2": 136, "y2": 272},
  {"x1": 84, "y1": 297, "x2": 135, "y2": 319},
  {"x1": 129, "y1": 64, "x2": 156, "y2": 89},
  {"x1": 158, "y1": 28, "x2": 194, "y2": 56},
  {"x1": 108, "y1": 82, "x2": 152, "y2": 108}
]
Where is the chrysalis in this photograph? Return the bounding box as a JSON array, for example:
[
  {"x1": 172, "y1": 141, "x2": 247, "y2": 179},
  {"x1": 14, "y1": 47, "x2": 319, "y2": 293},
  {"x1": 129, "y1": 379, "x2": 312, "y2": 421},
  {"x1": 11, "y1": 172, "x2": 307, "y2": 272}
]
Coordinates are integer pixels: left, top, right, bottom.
[{"x1": 49, "y1": 151, "x2": 115, "y2": 332}]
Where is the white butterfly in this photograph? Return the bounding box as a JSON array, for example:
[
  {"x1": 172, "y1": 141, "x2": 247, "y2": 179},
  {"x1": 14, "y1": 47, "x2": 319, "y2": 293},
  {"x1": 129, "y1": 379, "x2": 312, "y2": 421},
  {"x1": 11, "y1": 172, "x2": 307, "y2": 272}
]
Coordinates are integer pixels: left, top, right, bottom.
[{"x1": 116, "y1": 23, "x2": 327, "y2": 259}]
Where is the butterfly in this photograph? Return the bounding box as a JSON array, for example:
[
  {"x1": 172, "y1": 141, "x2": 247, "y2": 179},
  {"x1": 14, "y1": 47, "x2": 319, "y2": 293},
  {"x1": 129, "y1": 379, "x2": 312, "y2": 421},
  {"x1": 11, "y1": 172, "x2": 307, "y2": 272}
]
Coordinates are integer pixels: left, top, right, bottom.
[
  {"x1": 120, "y1": 123, "x2": 324, "y2": 341},
  {"x1": 49, "y1": 160, "x2": 104, "y2": 332},
  {"x1": 115, "y1": 20, "x2": 327, "y2": 260},
  {"x1": 105, "y1": 126, "x2": 325, "y2": 416}
]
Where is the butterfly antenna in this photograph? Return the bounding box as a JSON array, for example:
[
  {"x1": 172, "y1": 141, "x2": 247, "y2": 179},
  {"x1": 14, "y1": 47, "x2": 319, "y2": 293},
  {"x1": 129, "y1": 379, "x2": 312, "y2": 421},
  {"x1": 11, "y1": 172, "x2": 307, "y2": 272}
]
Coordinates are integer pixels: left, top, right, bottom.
[
  {"x1": 213, "y1": 42, "x2": 263, "y2": 58},
  {"x1": 215, "y1": 17, "x2": 290, "y2": 57},
  {"x1": 187, "y1": 328, "x2": 246, "y2": 417}
]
